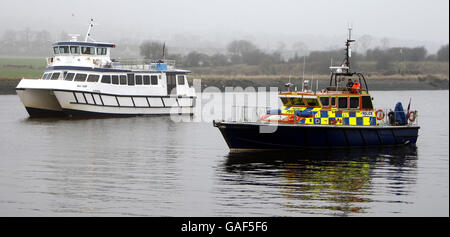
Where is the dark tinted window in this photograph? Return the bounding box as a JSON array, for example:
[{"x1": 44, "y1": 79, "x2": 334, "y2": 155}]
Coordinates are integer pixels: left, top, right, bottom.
[
  {"x1": 361, "y1": 96, "x2": 373, "y2": 109},
  {"x1": 281, "y1": 98, "x2": 292, "y2": 106},
  {"x1": 128, "y1": 75, "x2": 135, "y2": 86},
  {"x1": 291, "y1": 98, "x2": 305, "y2": 106},
  {"x1": 101, "y1": 75, "x2": 111, "y2": 84},
  {"x1": 65, "y1": 73, "x2": 75, "y2": 81},
  {"x1": 331, "y1": 97, "x2": 336, "y2": 106},
  {"x1": 338, "y1": 97, "x2": 348, "y2": 109},
  {"x1": 177, "y1": 75, "x2": 185, "y2": 85},
  {"x1": 51, "y1": 72, "x2": 60, "y2": 80},
  {"x1": 151, "y1": 75, "x2": 158, "y2": 85},
  {"x1": 74, "y1": 73, "x2": 87, "y2": 82},
  {"x1": 119, "y1": 75, "x2": 127, "y2": 85},
  {"x1": 111, "y1": 75, "x2": 119, "y2": 85},
  {"x1": 304, "y1": 98, "x2": 319, "y2": 106},
  {"x1": 320, "y1": 97, "x2": 329, "y2": 106},
  {"x1": 135, "y1": 75, "x2": 143, "y2": 85},
  {"x1": 41, "y1": 73, "x2": 48, "y2": 79},
  {"x1": 143, "y1": 75, "x2": 150, "y2": 85},
  {"x1": 87, "y1": 74, "x2": 100, "y2": 82},
  {"x1": 349, "y1": 97, "x2": 359, "y2": 109}
]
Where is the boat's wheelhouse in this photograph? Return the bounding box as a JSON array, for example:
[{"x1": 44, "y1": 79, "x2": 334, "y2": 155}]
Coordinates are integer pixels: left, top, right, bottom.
[
  {"x1": 279, "y1": 92, "x2": 374, "y2": 112},
  {"x1": 48, "y1": 41, "x2": 115, "y2": 68},
  {"x1": 37, "y1": 40, "x2": 195, "y2": 97}
]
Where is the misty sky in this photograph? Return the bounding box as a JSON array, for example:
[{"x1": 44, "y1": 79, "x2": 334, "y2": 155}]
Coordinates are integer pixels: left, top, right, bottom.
[{"x1": 0, "y1": 0, "x2": 448, "y2": 52}]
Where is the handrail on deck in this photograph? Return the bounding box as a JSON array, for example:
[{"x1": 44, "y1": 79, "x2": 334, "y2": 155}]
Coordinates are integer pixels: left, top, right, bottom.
[{"x1": 110, "y1": 58, "x2": 176, "y2": 71}]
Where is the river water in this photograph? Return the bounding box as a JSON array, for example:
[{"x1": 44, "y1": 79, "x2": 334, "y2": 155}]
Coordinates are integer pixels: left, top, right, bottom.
[{"x1": 0, "y1": 90, "x2": 448, "y2": 216}]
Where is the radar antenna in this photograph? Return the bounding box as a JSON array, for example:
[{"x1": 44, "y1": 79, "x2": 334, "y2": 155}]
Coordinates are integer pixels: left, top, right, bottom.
[{"x1": 68, "y1": 34, "x2": 80, "y2": 42}]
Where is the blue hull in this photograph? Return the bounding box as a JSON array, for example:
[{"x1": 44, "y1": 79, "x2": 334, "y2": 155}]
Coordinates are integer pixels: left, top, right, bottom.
[{"x1": 214, "y1": 121, "x2": 420, "y2": 149}]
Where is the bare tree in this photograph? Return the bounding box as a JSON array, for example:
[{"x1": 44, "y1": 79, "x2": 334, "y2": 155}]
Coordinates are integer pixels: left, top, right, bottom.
[
  {"x1": 357, "y1": 35, "x2": 373, "y2": 54},
  {"x1": 139, "y1": 40, "x2": 165, "y2": 59},
  {"x1": 437, "y1": 44, "x2": 449, "y2": 62}
]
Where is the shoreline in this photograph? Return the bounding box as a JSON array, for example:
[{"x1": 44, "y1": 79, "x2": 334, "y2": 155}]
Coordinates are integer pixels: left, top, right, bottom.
[{"x1": 1, "y1": 75, "x2": 448, "y2": 95}]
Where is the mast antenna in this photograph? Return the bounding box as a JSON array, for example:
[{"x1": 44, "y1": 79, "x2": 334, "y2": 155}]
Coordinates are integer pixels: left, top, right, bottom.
[
  {"x1": 344, "y1": 25, "x2": 356, "y2": 73},
  {"x1": 85, "y1": 18, "x2": 96, "y2": 42},
  {"x1": 301, "y1": 55, "x2": 306, "y2": 91}
]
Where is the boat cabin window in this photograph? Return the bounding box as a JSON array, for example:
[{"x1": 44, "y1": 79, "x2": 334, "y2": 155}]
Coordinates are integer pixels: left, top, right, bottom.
[
  {"x1": 128, "y1": 75, "x2": 135, "y2": 86},
  {"x1": 81, "y1": 47, "x2": 95, "y2": 55},
  {"x1": 331, "y1": 97, "x2": 336, "y2": 107},
  {"x1": 41, "y1": 73, "x2": 48, "y2": 79},
  {"x1": 143, "y1": 75, "x2": 150, "y2": 85},
  {"x1": 65, "y1": 73, "x2": 75, "y2": 81},
  {"x1": 119, "y1": 75, "x2": 127, "y2": 85},
  {"x1": 349, "y1": 97, "x2": 360, "y2": 109},
  {"x1": 70, "y1": 46, "x2": 80, "y2": 55},
  {"x1": 290, "y1": 97, "x2": 306, "y2": 106},
  {"x1": 111, "y1": 75, "x2": 119, "y2": 85},
  {"x1": 53, "y1": 47, "x2": 59, "y2": 54},
  {"x1": 320, "y1": 97, "x2": 330, "y2": 107},
  {"x1": 361, "y1": 96, "x2": 373, "y2": 109},
  {"x1": 87, "y1": 74, "x2": 100, "y2": 82},
  {"x1": 51, "y1": 72, "x2": 60, "y2": 80},
  {"x1": 151, "y1": 75, "x2": 158, "y2": 85},
  {"x1": 96, "y1": 48, "x2": 107, "y2": 55},
  {"x1": 74, "y1": 73, "x2": 87, "y2": 82},
  {"x1": 304, "y1": 98, "x2": 319, "y2": 107},
  {"x1": 338, "y1": 97, "x2": 348, "y2": 109},
  {"x1": 59, "y1": 46, "x2": 69, "y2": 54},
  {"x1": 135, "y1": 75, "x2": 143, "y2": 85},
  {"x1": 280, "y1": 97, "x2": 292, "y2": 106},
  {"x1": 101, "y1": 75, "x2": 111, "y2": 84},
  {"x1": 177, "y1": 75, "x2": 185, "y2": 85}
]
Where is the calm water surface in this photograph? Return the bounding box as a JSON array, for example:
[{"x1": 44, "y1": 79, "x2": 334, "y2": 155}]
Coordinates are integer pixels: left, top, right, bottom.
[{"x1": 0, "y1": 90, "x2": 448, "y2": 216}]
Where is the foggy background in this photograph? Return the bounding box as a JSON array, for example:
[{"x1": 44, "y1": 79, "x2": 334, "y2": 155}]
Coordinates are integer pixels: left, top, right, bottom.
[{"x1": 0, "y1": 0, "x2": 448, "y2": 55}]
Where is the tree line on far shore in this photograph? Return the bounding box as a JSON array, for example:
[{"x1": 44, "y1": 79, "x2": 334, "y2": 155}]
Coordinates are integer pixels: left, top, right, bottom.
[
  {"x1": 0, "y1": 28, "x2": 448, "y2": 75},
  {"x1": 140, "y1": 39, "x2": 449, "y2": 74}
]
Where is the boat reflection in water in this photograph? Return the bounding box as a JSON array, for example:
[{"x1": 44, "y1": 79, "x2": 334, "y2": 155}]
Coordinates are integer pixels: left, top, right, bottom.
[{"x1": 221, "y1": 146, "x2": 418, "y2": 216}]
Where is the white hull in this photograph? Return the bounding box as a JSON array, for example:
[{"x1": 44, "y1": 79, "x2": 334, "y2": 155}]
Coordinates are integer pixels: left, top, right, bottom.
[
  {"x1": 54, "y1": 90, "x2": 195, "y2": 117},
  {"x1": 16, "y1": 88, "x2": 65, "y2": 116},
  {"x1": 16, "y1": 79, "x2": 195, "y2": 117}
]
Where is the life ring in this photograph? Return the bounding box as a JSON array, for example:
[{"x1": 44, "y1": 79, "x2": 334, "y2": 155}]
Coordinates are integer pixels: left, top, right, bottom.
[
  {"x1": 375, "y1": 109, "x2": 385, "y2": 120},
  {"x1": 408, "y1": 111, "x2": 417, "y2": 122}
]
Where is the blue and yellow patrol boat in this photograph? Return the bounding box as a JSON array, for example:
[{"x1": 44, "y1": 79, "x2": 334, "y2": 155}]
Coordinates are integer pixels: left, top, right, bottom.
[{"x1": 213, "y1": 28, "x2": 420, "y2": 150}]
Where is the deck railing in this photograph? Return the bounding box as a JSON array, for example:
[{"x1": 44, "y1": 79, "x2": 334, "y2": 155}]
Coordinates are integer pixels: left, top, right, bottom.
[
  {"x1": 230, "y1": 106, "x2": 271, "y2": 123},
  {"x1": 375, "y1": 108, "x2": 419, "y2": 127},
  {"x1": 110, "y1": 59, "x2": 176, "y2": 71},
  {"x1": 225, "y1": 106, "x2": 419, "y2": 126}
]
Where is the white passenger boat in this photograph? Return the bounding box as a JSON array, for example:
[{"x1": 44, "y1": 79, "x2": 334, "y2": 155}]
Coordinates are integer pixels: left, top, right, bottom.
[{"x1": 16, "y1": 21, "x2": 196, "y2": 118}]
